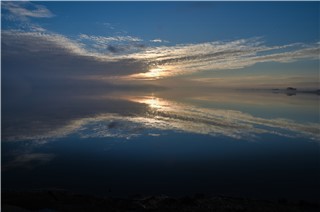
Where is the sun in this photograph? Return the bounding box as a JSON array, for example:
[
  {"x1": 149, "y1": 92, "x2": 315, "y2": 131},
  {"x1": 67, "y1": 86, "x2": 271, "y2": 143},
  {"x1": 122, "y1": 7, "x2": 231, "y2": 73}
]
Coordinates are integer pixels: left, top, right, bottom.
[
  {"x1": 127, "y1": 66, "x2": 170, "y2": 80},
  {"x1": 144, "y1": 68, "x2": 164, "y2": 79}
]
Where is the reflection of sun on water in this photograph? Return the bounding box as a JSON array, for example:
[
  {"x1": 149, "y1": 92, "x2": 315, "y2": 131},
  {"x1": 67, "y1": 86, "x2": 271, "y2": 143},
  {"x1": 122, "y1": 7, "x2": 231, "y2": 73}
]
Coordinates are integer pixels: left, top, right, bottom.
[
  {"x1": 127, "y1": 95, "x2": 172, "y2": 111},
  {"x1": 145, "y1": 97, "x2": 162, "y2": 108},
  {"x1": 132, "y1": 96, "x2": 163, "y2": 109}
]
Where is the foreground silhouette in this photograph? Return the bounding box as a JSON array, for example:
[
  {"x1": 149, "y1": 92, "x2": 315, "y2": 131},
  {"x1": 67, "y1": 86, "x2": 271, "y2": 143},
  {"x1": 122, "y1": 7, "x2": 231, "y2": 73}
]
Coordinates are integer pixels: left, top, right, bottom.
[{"x1": 2, "y1": 190, "x2": 319, "y2": 212}]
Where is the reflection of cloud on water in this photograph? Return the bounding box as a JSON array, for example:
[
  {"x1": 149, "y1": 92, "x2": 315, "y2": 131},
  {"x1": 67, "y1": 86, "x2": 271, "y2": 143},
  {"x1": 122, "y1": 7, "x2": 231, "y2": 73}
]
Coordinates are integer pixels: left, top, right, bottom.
[
  {"x1": 3, "y1": 153, "x2": 55, "y2": 171},
  {"x1": 128, "y1": 96, "x2": 320, "y2": 141},
  {"x1": 3, "y1": 96, "x2": 320, "y2": 143}
]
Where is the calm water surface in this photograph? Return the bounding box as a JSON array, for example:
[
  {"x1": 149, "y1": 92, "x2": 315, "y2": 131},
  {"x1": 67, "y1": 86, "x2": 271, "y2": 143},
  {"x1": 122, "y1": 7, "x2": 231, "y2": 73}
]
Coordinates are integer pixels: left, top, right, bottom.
[{"x1": 2, "y1": 89, "x2": 320, "y2": 201}]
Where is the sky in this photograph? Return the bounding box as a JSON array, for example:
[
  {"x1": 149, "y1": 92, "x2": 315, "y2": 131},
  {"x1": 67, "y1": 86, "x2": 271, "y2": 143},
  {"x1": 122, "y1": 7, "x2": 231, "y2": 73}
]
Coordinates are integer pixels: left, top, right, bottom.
[{"x1": 1, "y1": 1, "x2": 320, "y2": 89}]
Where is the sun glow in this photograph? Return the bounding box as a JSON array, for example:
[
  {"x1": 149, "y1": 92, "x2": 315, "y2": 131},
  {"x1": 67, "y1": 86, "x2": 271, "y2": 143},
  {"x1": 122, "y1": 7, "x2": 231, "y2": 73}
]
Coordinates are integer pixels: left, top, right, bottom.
[
  {"x1": 146, "y1": 68, "x2": 163, "y2": 78},
  {"x1": 144, "y1": 68, "x2": 164, "y2": 79},
  {"x1": 127, "y1": 67, "x2": 169, "y2": 80}
]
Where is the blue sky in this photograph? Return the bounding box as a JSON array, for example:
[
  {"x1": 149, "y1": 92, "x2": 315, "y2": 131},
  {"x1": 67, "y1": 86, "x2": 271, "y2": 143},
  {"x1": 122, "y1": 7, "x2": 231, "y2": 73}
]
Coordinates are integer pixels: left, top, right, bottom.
[
  {"x1": 1, "y1": 1, "x2": 319, "y2": 89},
  {"x1": 7, "y1": 2, "x2": 318, "y2": 45}
]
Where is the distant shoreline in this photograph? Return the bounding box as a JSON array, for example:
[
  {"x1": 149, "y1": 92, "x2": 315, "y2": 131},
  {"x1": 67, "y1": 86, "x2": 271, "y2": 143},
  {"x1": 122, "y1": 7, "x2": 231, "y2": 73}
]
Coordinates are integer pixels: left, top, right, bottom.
[
  {"x1": 223, "y1": 88, "x2": 320, "y2": 95},
  {"x1": 2, "y1": 190, "x2": 320, "y2": 212}
]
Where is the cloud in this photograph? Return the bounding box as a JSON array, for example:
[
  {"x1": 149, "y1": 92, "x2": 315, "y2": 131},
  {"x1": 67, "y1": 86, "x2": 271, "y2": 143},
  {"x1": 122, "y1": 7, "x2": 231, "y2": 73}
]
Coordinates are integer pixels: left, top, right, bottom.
[
  {"x1": 3, "y1": 153, "x2": 55, "y2": 171},
  {"x1": 127, "y1": 39, "x2": 319, "y2": 79},
  {"x1": 2, "y1": 30, "x2": 149, "y2": 86},
  {"x1": 2, "y1": 29, "x2": 319, "y2": 85},
  {"x1": 150, "y1": 39, "x2": 168, "y2": 43},
  {"x1": 2, "y1": 1, "x2": 54, "y2": 20},
  {"x1": 102, "y1": 22, "x2": 115, "y2": 30},
  {"x1": 78, "y1": 34, "x2": 146, "y2": 54},
  {"x1": 79, "y1": 34, "x2": 143, "y2": 44},
  {"x1": 1, "y1": 2, "x2": 318, "y2": 83}
]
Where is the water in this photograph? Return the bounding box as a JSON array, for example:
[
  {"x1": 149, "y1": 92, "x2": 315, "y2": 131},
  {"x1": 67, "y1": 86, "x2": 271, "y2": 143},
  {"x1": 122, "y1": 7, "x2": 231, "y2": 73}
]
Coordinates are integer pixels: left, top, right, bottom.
[{"x1": 2, "y1": 88, "x2": 320, "y2": 201}]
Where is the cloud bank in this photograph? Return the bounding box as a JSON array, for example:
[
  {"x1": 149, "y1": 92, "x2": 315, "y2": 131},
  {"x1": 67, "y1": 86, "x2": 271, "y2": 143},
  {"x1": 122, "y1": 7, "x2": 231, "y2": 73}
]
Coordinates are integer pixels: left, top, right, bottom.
[
  {"x1": 2, "y1": 29, "x2": 319, "y2": 84},
  {"x1": 2, "y1": 30, "x2": 149, "y2": 87},
  {"x1": 128, "y1": 39, "x2": 319, "y2": 79}
]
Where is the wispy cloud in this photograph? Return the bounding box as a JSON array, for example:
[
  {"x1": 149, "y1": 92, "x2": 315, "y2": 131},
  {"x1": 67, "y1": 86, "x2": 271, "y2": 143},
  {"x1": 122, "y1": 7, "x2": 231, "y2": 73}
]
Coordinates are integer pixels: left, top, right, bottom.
[
  {"x1": 3, "y1": 153, "x2": 55, "y2": 171},
  {"x1": 102, "y1": 22, "x2": 115, "y2": 30},
  {"x1": 127, "y1": 39, "x2": 319, "y2": 79},
  {"x1": 78, "y1": 33, "x2": 146, "y2": 54},
  {"x1": 2, "y1": 29, "x2": 319, "y2": 83},
  {"x1": 150, "y1": 39, "x2": 168, "y2": 43},
  {"x1": 79, "y1": 34, "x2": 143, "y2": 44},
  {"x1": 2, "y1": 30, "x2": 148, "y2": 82},
  {"x1": 2, "y1": 30, "x2": 88, "y2": 57},
  {"x1": 1, "y1": 1, "x2": 318, "y2": 86},
  {"x1": 2, "y1": 1, "x2": 54, "y2": 20}
]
